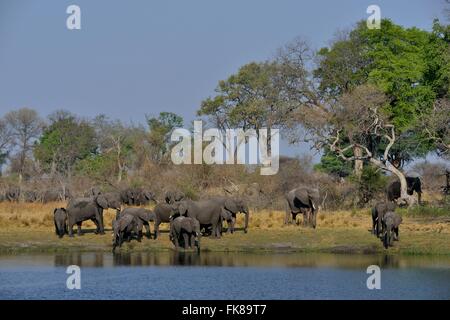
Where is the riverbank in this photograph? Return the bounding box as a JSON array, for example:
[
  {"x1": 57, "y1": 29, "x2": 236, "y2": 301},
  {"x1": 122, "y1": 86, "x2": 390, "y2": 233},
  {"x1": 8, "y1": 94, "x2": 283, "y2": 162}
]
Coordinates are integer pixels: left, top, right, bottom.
[{"x1": 0, "y1": 202, "x2": 449, "y2": 255}]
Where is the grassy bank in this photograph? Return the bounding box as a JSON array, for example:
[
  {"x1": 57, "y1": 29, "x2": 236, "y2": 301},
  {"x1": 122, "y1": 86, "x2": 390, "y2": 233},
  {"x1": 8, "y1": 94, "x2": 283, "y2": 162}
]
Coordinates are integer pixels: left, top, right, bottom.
[{"x1": 0, "y1": 202, "x2": 449, "y2": 255}]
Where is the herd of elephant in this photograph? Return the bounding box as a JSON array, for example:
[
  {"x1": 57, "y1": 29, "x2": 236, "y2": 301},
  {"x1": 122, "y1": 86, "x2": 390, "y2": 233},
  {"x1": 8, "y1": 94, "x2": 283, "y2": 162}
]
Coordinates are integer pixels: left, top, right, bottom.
[
  {"x1": 0, "y1": 178, "x2": 418, "y2": 252},
  {"x1": 52, "y1": 188, "x2": 250, "y2": 252}
]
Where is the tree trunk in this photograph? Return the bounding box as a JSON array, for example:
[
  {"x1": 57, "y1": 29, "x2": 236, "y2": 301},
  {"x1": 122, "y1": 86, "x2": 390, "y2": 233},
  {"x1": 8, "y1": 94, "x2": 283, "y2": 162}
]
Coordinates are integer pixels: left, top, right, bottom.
[
  {"x1": 370, "y1": 158, "x2": 414, "y2": 206},
  {"x1": 353, "y1": 146, "x2": 363, "y2": 179}
]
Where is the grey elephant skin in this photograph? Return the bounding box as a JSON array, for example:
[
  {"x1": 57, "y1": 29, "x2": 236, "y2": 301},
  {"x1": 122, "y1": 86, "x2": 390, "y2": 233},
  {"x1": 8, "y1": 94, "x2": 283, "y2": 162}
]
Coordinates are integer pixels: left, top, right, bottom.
[
  {"x1": 84, "y1": 187, "x2": 102, "y2": 198},
  {"x1": 170, "y1": 216, "x2": 200, "y2": 251},
  {"x1": 382, "y1": 211, "x2": 402, "y2": 249},
  {"x1": 165, "y1": 190, "x2": 185, "y2": 204},
  {"x1": 6, "y1": 187, "x2": 20, "y2": 202},
  {"x1": 112, "y1": 213, "x2": 141, "y2": 252},
  {"x1": 24, "y1": 190, "x2": 40, "y2": 203},
  {"x1": 210, "y1": 196, "x2": 249, "y2": 234},
  {"x1": 116, "y1": 207, "x2": 156, "y2": 239},
  {"x1": 54, "y1": 208, "x2": 68, "y2": 238},
  {"x1": 66, "y1": 195, "x2": 112, "y2": 237},
  {"x1": 153, "y1": 203, "x2": 179, "y2": 239},
  {"x1": 120, "y1": 187, "x2": 155, "y2": 206},
  {"x1": 387, "y1": 177, "x2": 422, "y2": 204},
  {"x1": 42, "y1": 188, "x2": 72, "y2": 203},
  {"x1": 285, "y1": 186, "x2": 320, "y2": 228},
  {"x1": 371, "y1": 202, "x2": 396, "y2": 237},
  {"x1": 177, "y1": 198, "x2": 244, "y2": 238}
]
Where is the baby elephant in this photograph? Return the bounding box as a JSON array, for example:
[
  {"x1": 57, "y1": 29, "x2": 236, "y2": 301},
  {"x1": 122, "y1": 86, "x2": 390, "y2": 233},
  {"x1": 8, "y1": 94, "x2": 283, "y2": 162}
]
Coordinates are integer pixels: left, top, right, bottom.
[
  {"x1": 112, "y1": 213, "x2": 141, "y2": 252},
  {"x1": 170, "y1": 216, "x2": 200, "y2": 252},
  {"x1": 54, "y1": 208, "x2": 68, "y2": 238},
  {"x1": 116, "y1": 207, "x2": 155, "y2": 240},
  {"x1": 382, "y1": 211, "x2": 403, "y2": 249}
]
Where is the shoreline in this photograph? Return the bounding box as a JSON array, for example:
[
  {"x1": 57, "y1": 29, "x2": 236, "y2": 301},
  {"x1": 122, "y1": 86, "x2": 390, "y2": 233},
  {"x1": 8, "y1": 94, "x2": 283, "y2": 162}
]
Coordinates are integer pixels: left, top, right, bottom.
[{"x1": 1, "y1": 204, "x2": 449, "y2": 256}]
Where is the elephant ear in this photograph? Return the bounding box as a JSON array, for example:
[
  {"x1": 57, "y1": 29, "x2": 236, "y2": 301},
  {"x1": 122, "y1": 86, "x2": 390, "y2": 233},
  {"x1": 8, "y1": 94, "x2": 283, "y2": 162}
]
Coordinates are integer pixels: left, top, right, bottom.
[
  {"x1": 294, "y1": 188, "x2": 310, "y2": 206},
  {"x1": 178, "y1": 202, "x2": 188, "y2": 216},
  {"x1": 224, "y1": 199, "x2": 238, "y2": 214},
  {"x1": 96, "y1": 195, "x2": 109, "y2": 209}
]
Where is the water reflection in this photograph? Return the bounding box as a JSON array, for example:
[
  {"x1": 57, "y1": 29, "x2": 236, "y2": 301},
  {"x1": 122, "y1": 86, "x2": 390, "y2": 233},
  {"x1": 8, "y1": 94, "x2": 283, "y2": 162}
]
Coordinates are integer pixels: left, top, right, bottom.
[{"x1": 43, "y1": 251, "x2": 450, "y2": 269}]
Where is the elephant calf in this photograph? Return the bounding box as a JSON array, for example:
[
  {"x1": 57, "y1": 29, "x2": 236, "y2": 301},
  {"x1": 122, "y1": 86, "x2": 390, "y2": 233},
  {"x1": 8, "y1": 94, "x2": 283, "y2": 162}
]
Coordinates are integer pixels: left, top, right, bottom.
[
  {"x1": 112, "y1": 213, "x2": 141, "y2": 252},
  {"x1": 170, "y1": 216, "x2": 200, "y2": 252},
  {"x1": 381, "y1": 211, "x2": 402, "y2": 249},
  {"x1": 54, "y1": 208, "x2": 68, "y2": 238},
  {"x1": 116, "y1": 207, "x2": 156, "y2": 240},
  {"x1": 371, "y1": 202, "x2": 396, "y2": 237}
]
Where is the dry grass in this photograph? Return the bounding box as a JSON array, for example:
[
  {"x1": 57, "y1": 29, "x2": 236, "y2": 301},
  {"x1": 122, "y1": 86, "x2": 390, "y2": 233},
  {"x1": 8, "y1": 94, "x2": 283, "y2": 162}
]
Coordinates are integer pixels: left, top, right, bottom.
[{"x1": 0, "y1": 202, "x2": 449, "y2": 255}]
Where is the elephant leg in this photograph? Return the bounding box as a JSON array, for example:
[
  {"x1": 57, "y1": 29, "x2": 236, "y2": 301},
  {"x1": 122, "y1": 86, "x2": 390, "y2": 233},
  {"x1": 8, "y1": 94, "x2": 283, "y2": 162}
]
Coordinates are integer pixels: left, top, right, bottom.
[
  {"x1": 154, "y1": 220, "x2": 160, "y2": 239},
  {"x1": 96, "y1": 212, "x2": 105, "y2": 235},
  {"x1": 311, "y1": 209, "x2": 317, "y2": 229},
  {"x1": 231, "y1": 217, "x2": 236, "y2": 233},
  {"x1": 182, "y1": 233, "x2": 189, "y2": 249},
  {"x1": 92, "y1": 219, "x2": 100, "y2": 234},
  {"x1": 284, "y1": 202, "x2": 290, "y2": 225},
  {"x1": 68, "y1": 221, "x2": 74, "y2": 237},
  {"x1": 119, "y1": 233, "x2": 124, "y2": 247},
  {"x1": 394, "y1": 227, "x2": 399, "y2": 241},
  {"x1": 418, "y1": 192, "x2": 422, "y2": 205},
  {"x1": 77, "y1": 222, "x2": 83, "y2": 236},
  {"x1": 144, "y1": 222, "x2": 151, "y2": 239},
  {"x1": 190, "y1": 234, "x2": 195, "y2": 249},
  {"x1": 173, "y1": 234, "x2": 180, "y2": 249},
  {"x1": 211, "y1": 222, "x2": 220, "y2": 238}
]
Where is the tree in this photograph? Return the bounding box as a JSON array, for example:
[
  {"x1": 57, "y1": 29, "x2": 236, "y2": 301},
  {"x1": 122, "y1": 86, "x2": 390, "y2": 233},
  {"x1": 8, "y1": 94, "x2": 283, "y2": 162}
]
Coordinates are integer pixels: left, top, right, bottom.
[
  {"x1": 314, "y1": 19, "x2": 450, "y2": 172},
  {"x1": 0, "y1": 118, "x2": 13, "y2": 176},
  {"x1": 301, "y1": 85, "x2": 415, "y2": 205},
  {"x1": 5, "y1": 108, "x2": 44, "y2": 182},
  {"x1": 34, "y1": 110, "x2": 96, "y2": 178},
  {"x1": 92, "y1": 115, "x2": 136, "y2": 183},
  {"x1": 419, "y1": 97, "x2": 450, "y2": 159},
  {"x1": 146, "y1": 112, "x2": 183, "y2": 163}
]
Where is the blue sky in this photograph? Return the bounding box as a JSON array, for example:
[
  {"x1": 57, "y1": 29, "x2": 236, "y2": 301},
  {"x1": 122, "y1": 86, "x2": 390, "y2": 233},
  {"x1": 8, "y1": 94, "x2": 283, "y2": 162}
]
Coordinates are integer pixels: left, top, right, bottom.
[{"x1": 0, "y1": 0, "x2": 447, "y2": 160}]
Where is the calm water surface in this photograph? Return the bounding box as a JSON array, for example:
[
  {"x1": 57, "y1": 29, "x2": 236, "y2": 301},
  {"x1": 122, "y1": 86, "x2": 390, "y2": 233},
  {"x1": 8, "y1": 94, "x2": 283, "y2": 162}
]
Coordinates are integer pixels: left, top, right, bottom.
[{"x1": 0, "y1": 252, "x2": 449, "y2": 300}]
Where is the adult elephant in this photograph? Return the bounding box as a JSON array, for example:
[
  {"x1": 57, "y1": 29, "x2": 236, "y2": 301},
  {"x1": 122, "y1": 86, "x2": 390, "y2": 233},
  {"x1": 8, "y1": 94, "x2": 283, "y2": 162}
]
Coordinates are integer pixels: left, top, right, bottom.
[
  {"x1": 165, "y1": 190, "x2": 185, "y2": 204},
  {"x1": 177, "y1": 199, "x2": 237, "y2": 238},
  {"x1": 371, "y1": 202, "x2": 396, "y2": 237},
  {"x1": 6, "y1": 187, "x2": 20, "y2": 202},
  {"x1": 102, "y1": 192, "x2": 123, "y2": 211},
  {"x1": 209, "y1": 196, "x2": 249, "y2": 234},
  {"x1": 120, "y1": 187, "x2": 155, "y2": 206},
  {"x1": 42, "y1": 188, "x2": 72, "y2": 203},
  {"x1": 387, "y1": 177, "x2": 422, "y2": 204},
  {"x1": 285, "y1": 186, "x2": 320, "y2": 228},
  {"x1": 153, "y1": 203, "x2": 179, "y2": 239},
  {"x1": 66, "y1": 194, "x2": 118, "y2": 237},
  {"x1": 116, "y1": 207, "x2": 156, "y2": 239},
  {"x1": 84, "y1": 187, "x2": 102, "y2": 198},
  {"x1": 112, "y1": 213, "x2": 141, "y2": 252},
  {"x1": 24, "y1": 190, "x2": 40, "y2": 203}
]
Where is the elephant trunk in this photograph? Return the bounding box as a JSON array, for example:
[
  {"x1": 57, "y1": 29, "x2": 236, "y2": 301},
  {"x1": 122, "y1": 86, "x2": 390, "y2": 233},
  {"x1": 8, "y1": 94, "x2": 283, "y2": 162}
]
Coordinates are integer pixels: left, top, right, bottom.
[{"x1": 244, "y1": 210, "x2": 249, "y2": 233}]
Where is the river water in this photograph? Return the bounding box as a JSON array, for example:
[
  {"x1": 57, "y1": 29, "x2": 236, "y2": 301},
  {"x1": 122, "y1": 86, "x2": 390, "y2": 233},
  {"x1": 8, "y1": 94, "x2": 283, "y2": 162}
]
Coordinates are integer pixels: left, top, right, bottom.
[{"x1": 0, "y1": 252, "x2": 449, "y2": 299}]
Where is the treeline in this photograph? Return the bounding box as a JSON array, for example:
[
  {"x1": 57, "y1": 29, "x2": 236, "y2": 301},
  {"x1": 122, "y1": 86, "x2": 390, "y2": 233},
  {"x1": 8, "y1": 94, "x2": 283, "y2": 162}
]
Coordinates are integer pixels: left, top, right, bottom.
[{"x1": 0, "y1": 18, "x2": 449, "y2": 208}]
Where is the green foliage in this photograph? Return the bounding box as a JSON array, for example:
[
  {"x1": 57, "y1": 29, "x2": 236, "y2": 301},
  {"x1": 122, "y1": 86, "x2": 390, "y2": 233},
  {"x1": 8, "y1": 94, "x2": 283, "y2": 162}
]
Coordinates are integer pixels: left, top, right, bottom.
[
  {"x1": 74, "y1": 153, "x2": 116, "y2": 180},
  {"x1": 349, "y1": 165, "x2": 388, "y2": 204},
  {"x1": 316, "y1": 19, "x2": 449, "y2": 160},
  {"x1": 34, "y1": 113, "x2": 97, "y2": 175},
  {"x1": 314, "y1": 148, "x2": 352, "y2": 178},
  {"x1": 198, "y1": 62, "x2": 292, "y2": 130},
  {"x1": 146, "y1": 112, "x2": 183, "y2": 162}
]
